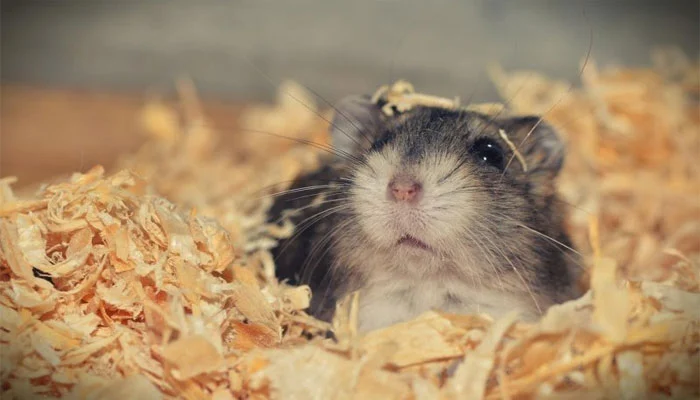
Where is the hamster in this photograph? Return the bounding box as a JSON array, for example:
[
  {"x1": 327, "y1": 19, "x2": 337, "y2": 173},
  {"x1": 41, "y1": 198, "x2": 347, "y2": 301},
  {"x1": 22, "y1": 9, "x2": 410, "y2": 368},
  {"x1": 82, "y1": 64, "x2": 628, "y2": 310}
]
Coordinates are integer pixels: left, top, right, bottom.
[{"x1": 267, "y1": 90, "x2": 582, "y2": 332}]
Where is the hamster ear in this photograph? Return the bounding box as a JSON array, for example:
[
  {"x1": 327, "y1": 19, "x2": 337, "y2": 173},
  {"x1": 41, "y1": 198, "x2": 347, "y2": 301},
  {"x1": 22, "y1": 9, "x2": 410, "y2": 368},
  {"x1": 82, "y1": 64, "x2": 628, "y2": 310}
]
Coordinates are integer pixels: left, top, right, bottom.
[
  {"x1": 329, "y1": 95, "x2": 384, "y2": 158},
  {"x1": 498, "y1": 116, "x2": 566, "y2": 176}
]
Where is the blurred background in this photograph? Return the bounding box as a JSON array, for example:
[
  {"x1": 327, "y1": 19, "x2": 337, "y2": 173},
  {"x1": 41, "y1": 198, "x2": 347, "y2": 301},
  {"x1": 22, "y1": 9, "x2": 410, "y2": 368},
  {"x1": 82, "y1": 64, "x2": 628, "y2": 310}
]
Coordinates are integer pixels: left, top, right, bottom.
[{"x1": 1, "y1": 0, "x2": 698, "y2": 186}]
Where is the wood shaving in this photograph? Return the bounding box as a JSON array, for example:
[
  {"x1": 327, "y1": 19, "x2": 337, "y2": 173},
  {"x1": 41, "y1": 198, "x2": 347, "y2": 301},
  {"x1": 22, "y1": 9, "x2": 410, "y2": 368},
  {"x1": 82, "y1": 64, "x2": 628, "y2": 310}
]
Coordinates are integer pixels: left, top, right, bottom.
[
  {"x1": 371, "y1": 79, "x2": 508, "y2": 119},
  {"x1": 498, "y1": 128, "x2": 529, "y2": 172},
  {"x1": 372, "y1": 80, "x2": 461, "y2": 116},
  {"x1": 2, "y1": 50, "x2": 699, "y2": 399}
]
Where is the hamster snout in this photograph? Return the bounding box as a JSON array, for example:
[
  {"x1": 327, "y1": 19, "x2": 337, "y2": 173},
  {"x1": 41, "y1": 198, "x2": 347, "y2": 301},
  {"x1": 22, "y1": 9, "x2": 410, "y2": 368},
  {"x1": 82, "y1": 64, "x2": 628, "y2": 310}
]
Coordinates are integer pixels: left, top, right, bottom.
[
  {"x1": 387, "y1": 175, "x2": 422, "y2": 203},
  {"x1": 353, "y1": 149, "x2": 477, "y2": 257}
]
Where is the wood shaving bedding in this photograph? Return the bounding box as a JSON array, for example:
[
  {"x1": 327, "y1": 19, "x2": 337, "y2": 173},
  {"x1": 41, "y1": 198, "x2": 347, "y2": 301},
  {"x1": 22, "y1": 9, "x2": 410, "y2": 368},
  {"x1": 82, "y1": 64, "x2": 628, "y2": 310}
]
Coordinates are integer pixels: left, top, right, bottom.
[{"x1": 1, "y1": 50, "x2": 699, "y2": 399}]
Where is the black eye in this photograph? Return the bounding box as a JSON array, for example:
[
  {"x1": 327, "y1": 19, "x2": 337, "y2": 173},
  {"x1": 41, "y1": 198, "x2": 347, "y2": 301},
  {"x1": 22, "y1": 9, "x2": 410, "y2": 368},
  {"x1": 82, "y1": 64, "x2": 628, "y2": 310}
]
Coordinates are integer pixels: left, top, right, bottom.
[{"x1": 469, "y1": 139, "x2": 505, "y2": 170}]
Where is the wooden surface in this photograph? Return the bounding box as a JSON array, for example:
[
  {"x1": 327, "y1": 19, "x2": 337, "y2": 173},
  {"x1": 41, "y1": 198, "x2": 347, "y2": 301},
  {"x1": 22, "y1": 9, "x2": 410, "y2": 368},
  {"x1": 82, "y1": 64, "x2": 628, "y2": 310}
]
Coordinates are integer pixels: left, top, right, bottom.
[{"x1": 0, "y1": 85, "x2": 246, "y2": 187}]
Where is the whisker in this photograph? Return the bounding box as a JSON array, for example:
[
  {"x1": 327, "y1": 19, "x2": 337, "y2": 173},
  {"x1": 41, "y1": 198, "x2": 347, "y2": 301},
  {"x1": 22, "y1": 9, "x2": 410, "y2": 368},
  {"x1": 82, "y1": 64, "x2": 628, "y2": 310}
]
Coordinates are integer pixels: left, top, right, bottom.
[
  {"x1": 473, "y1": 219, "x2": 542, "y2": 314},
  {"x1": 302, "y1": 85, "x2": 375, "y2": 146},
  {"x1": 277, "y1": 190, "x2": 350, "y2": 205},
  {"x1": 500, "y1": 16, "x2": 594, "y2": 178},
  {"x1": 237, "y1": 127, "x2": 362, "y2": 165},
  {"x1": 299, "y1": 217, "x2": 353, "y2": 285},
  {"x1": 257, "y1": 184, "x2": 342, "y2": 201},
  {"x1": 272, "y1": 204, "x2": 352, "y2": 262},
  {"x1": 462, "y1": 223, "x2": 506, "y2": 291},
  {"x1": 440, "y1": 184, "x2": 593, "y2": 217},
  {"x1": 303, "y1": 219, "x2": 356, "y2": 315},
  {"x1": 238, "y1": 54, "x2": 371, "y2": 151},
  {"x1": 493, "y1": 212, "x2": 583, "y2": 258},
  {"x1": 271, "y1": 198, "x2": 350, "y2": 225},
  {"x1": 282, "y1": 203, "x2": 351, "y2": 236}
]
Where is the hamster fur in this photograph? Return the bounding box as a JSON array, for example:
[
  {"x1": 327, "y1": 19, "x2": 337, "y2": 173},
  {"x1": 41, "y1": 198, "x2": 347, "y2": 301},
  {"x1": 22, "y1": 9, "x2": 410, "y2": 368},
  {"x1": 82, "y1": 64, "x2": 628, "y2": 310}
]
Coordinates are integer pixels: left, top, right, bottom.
[{"x1": 268, "y1": 94, "x2": 582, "y2": 332}]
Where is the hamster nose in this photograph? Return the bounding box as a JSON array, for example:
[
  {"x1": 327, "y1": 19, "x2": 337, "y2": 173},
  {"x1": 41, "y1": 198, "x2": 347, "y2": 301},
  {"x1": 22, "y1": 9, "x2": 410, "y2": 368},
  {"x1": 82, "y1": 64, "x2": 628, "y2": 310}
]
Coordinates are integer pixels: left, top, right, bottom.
[{"x1": 388, "y1": 177, "x2": 423, "y2": 203}]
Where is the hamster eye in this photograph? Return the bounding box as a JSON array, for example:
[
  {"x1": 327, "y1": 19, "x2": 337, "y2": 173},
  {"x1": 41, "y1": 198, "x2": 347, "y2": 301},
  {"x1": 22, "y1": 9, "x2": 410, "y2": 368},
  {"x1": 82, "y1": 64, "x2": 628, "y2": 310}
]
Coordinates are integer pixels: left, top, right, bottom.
[{"x1": 469, "y1": 138, "x2": 505, "y2": 170}]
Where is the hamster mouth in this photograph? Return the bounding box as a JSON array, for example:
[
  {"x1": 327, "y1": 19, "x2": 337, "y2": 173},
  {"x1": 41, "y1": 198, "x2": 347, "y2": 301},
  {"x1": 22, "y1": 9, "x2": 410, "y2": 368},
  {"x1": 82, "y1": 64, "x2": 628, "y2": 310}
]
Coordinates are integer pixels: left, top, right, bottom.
[{"x1": 397, "y1": 234, "x2": 433, "y2": 252}]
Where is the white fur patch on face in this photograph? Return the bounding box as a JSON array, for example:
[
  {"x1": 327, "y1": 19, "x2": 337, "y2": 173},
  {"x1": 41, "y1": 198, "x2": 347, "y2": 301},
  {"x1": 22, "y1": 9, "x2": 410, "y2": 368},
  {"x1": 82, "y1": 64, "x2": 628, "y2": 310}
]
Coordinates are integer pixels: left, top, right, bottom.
[{"x1": 351, "y1": 144, "x2": 488, "y2": 257}]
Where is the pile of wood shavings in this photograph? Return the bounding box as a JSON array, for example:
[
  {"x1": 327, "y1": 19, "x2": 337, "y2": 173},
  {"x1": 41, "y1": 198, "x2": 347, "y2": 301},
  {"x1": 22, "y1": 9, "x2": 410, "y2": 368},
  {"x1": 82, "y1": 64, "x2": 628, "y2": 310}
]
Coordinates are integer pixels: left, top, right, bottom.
[
  {"x1": 2, "y1": 53, "x2": 699, "y2": 399},
  {"x1": 489, "y1": 49, "x2": 700, "y2": 287},
  {"x1": 0, "y1": 166, "x2": 321, "y2": 399}
]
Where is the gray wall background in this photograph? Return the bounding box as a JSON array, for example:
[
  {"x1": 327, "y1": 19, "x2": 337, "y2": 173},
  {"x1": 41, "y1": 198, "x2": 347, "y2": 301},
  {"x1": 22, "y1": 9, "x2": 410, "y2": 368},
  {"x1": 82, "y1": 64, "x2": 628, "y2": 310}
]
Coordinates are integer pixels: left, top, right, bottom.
[{"x1": 2, "y1": 0, "x2": 699, "y2": 104}]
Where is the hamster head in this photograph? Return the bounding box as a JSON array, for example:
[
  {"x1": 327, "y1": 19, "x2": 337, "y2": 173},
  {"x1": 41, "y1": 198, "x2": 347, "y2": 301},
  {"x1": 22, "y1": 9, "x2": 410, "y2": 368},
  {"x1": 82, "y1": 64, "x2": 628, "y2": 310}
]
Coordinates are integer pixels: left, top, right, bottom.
[{"x1": 327, "y1": 95, "x2": 580, "y2": 303}]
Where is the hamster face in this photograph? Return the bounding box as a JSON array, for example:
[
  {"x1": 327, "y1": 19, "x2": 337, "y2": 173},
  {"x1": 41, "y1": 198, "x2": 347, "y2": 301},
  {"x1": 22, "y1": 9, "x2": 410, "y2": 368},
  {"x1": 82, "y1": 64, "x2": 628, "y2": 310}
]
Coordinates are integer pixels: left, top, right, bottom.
[
  {"x1": 328, "y1": 103, "x2": 581, "y2": 308},
  {"x1": 350, "y1": 107, "x2": 533, "y2": 273}
]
